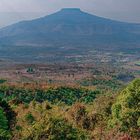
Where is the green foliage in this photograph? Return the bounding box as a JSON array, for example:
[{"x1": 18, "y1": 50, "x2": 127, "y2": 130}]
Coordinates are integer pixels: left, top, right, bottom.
[
  {"x1": 23, "y1": 116, "x2": 89, "y2": 140},
  {"x1": 90, "y1": 94, "x2": 115, "y2": 131},
  {"x1": 109, "y1": 79, "x2": 140, "y2": 138},
  {"x1": 0, "y1": 86, "x2": 100, "y2": 105},
  {"x1": 0, "y1": 79, "x2": 139, "y2": 139},
  {"x1": 27, "y1": 67, "x2": 34, "y2": 73},
  {"x1": 0, "y1": 108, "x2": 11, "y2": 139},
  {"x1": 47, "y1": 117, "x2": 89, "y2": 140},
  {"x1": 81, "y1": 79, "x2": 122, "y2": 90},
  {"x1": 43, "y1": 87, "x2": 100, "y2": 105},
  {"x1": 0, "y1": 98, "x2": 16, "y2": 128},
  {"x1": 25, "y1": 112, "x2": 35, "y2": 124},
  {"x1": 0, "y1": 98, "x2": 15, "y2": 139},
  {"x1": 15, "y1": 125, "x2": 22, "y2": 131},
  {"x1": 0, "y1": 79, "x2": 6, "y2": 84}
]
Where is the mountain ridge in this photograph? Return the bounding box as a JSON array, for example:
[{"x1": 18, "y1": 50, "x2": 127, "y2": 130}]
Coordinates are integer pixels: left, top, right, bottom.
[{"x1": 0, "y1": 8, "x2": 140, "y2": 51}]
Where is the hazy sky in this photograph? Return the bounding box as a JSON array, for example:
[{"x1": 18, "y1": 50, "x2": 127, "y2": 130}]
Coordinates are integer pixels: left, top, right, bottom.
[{"x1": 0, "y1": 0, "x2": 140, "y2": 28}]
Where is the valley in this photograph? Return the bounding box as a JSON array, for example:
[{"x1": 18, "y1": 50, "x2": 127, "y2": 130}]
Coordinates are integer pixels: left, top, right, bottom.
[{"x1": 0, "y1": 49, "x2": 139, "y2": 92}]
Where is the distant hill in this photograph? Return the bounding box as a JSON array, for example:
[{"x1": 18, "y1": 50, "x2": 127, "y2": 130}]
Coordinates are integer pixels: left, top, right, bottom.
[{"x1": 0, "y1": 8, "x2": 140, "y2": 62}]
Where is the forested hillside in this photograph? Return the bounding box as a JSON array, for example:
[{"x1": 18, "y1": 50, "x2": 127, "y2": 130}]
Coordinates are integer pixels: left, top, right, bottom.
[
  {"x1": 0, "y1": 9, "x2": 140, "y2": 63},
  {"x1": 0, "y1": 79, "x2": 139, "y2": 139}
]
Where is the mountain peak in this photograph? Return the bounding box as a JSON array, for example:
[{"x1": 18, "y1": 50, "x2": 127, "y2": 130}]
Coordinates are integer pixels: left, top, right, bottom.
[
  {"x1": 60, "y1": 8, "x2": 82, "y2": 14},
  {"x1": 0, "y1": 7, "x2": 140, "y2": 49},
  {"x1": 61, "y1": 8, "x2": 81, "y2": 12}
]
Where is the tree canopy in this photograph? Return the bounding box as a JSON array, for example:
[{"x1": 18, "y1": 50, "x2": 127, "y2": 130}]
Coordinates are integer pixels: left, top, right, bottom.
[{"x1": 109, "y1": 79, "x2": 140, "y2": 138}]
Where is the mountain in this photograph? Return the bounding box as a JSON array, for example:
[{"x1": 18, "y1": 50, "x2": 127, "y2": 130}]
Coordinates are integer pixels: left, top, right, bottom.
[
  {"x1": 0, "y1": 8, "x2": 140, "y2": 45},
  {"x1": 0, "y1": 8, "x2": 140, "y2": 62}
]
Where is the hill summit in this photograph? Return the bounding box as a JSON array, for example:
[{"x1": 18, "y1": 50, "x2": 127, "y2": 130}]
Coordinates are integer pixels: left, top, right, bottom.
[
  {"x1": 0, "y1": 8, "x2": 140, "y2": 60},
  {"x1": 0, "y1": 8, "x2": 140, "y2": 45}
]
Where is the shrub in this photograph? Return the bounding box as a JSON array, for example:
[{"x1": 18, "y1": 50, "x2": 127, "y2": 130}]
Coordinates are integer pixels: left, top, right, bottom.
[
  {"x1": 0, "y1": 108, "x2": 11, "y2": 139},
  {"x1": 109, "y1": 79, "x2": 140, "y2": 138},
  {"x1": 23, "y1": 117, "x2": 89, "y2": 140},
  {"x1": 25, "y1": 112, "x2": 35, "y2": 124}
]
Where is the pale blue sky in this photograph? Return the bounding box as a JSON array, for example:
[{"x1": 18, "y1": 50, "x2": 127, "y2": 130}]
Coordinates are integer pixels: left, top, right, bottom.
[{"x1": 0, "y1": 0, "x2": 140, "y2": 28}]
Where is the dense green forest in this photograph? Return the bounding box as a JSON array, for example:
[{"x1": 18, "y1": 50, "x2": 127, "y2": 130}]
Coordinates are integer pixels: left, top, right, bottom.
[{"x1": 0, "y1": 79, "x2": 139, "y2": 139}]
